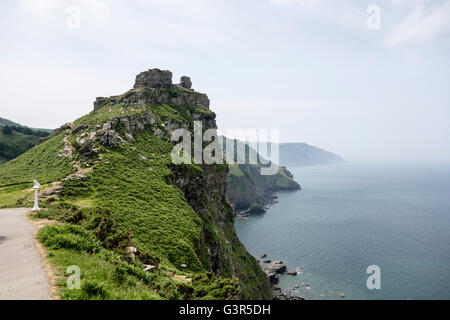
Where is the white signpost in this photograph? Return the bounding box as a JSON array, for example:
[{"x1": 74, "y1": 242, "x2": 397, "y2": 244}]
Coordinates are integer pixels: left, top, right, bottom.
[{"x1": 32, "y1": 180, "x2": 41, "y2": 211}]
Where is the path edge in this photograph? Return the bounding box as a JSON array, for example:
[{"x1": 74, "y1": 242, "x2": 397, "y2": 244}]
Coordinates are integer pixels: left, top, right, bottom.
[{"x1": 25, "y1": 210, "x2": 60, "y2": 300}]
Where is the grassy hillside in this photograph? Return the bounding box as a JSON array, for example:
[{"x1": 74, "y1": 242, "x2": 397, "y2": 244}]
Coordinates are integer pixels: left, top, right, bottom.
[
  {"x1": 0, "y1": 73, "x2": 270, "y2": 300},
  {"x1": 0, "y1": 117, "x2": 22, "y2": 127},
  {"x1": 0, "y1": 118, "x2": 51, "y2": 164}
]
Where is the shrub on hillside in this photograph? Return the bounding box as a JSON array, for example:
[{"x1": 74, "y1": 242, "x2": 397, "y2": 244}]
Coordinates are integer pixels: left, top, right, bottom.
[
  {"x1": 1, "y1": 126, "x2": 12, "y2": 135},
  {"x1": 38, "y1": 224, "x2": 101, "y2": 252}
]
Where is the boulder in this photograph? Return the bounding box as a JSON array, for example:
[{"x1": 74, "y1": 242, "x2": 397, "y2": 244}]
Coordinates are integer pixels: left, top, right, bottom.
[
  {"x1": 78, "y1": 138, "x2": 95, "y2": 156},
  {"x1": 39, "y1": 186, "x2": 64, "y2": 199},
  {"x1": 143, "y1": 265, "x2": 156, "y2": 272},
  {"x1": 52, "y1": 122, "x2": 74, "y2": 136},
  {"x1": 126, "y1": 246, "x2": 137, "y2": 260},
  {"x1": 126, "y1": 247, "x2": 137, "y2": 253},
  {"x1": 286, "y1": 269, "x2": 297, "y2": 275},
  {"x1": 247, "y1": 203, "x2": 266, "y2": 214},
  {"x1": 265, "y1": 261, "x2": 287, "y2": 274},
  {"x1": 125, "y1": 133, "x2": 134, "y2": 143},
  {"x1": 93, "y1": 97, "x2": 110, "y2": 110},
  {"x1": 265, "y1": 270, "x2": 279, "y2": 286},
  {"x1": 97, "y1": 128, "x2": 126, "y2": 148},
  {"x1": 134, "y1": 68, "x2": 173, "y2": 89},
  {"x1": 179, "y1": 76, "x2": 192, "y2": 89}
]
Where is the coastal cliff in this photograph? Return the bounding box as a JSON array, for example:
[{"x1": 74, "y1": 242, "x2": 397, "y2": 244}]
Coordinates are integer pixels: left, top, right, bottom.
[
  {"x1": 0, "y1": 69, "x2": 271, "y2": 299},
  {"x1": 222, "y1": 138, "x2": 301, "y2": 213}
]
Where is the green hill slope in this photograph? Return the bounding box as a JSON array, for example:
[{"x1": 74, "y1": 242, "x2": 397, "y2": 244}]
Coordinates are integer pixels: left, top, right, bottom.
[
  {"x1": 0, "y1": 117, "x2": 22, "y2": 127},
  {"x1": 0, "y1": 118, "x2": 52, "y2": 164},
  {"x1": 0, "y1": 69, "x2": 271, "y2": 300}
]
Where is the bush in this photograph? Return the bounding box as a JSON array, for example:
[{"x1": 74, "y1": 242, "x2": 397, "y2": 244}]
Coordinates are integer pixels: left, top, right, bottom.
[
  {"x1": 85, "y1": 209, "x2": 132, "y2": 250},
  {"x1": 80, "y1": 280, "x2": 108, "y2": 299},
  {"x1": 1, "y1": 126, "x2": 12, "y2": 135},
  {"x1": 38, "y1": 224, "x2": 101, "y2": 252},
  {"x1": 191, "y1": 272, "x2": 239, "y2": 299}
]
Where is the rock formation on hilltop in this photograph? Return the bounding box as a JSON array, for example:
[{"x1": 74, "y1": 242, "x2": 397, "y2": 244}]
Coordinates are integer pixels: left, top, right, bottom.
[{"x1": 94, "y1": 68, "x2": 209, "y2": 111}]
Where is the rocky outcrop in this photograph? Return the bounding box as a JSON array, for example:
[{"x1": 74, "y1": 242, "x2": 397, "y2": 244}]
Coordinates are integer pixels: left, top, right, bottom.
[
  {"x1": 93, "y1": 69, "x2": 209, "y2": 111},
  {"x1": 93, "y1": 97, "x2": 110, "y2": 111},
  {"x1": 97, "y1": 127, "x2": 126, "y2": 149},
  {"x1": 179, "y1": 76, "x2": 192, "y2": 89},
  {"x1": 78, "y1": 137, "x2": 95, "y2": 156},
  {"x1": 271, "y1": 286, "x2": 305, "y2": 300},
  {"x1": 134, "y1": 68, "x2": 173, "y2": 89},
  {"x1": 264, "y1": 261, "x2": 287, "y2": 274}
]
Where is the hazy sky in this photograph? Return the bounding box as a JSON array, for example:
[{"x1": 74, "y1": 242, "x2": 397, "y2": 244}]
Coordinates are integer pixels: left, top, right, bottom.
[{"x1": 1, "y1": 0, "x2": 449, "y2": 162}]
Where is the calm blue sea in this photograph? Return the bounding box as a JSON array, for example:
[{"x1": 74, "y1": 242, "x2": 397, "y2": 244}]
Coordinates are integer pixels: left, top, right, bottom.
[{"x1": 235, "y1": 162, "x2": 450, "y2": 300}]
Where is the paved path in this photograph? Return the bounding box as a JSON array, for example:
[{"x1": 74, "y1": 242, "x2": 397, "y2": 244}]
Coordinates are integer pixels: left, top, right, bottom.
[{"x1": 0, "y1": 208, "x2": 51, "y2": 300}]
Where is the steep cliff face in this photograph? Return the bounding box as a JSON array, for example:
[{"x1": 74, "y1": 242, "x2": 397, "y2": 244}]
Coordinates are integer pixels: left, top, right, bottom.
[
  {"x1": 0, "y1": 69, "x2": 270, "y2": 299},
  {"x1": 171, "y1": 163, "x2": 271, "y2": 298},
  {"x1": 226, "y1": 164, "x2": 300, "y2": 213},
  {"x1": 222, "y1": 138, "x2": 301, "y2": 213}
]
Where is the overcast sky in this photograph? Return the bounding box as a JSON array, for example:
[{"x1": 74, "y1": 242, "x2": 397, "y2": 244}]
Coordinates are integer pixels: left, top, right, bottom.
[{"x1": 1, "y1": 0, "x2": 449, "y2": 162}]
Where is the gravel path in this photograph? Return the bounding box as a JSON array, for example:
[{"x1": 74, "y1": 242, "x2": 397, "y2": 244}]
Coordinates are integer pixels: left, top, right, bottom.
[{"x1": 0, "y1": 208, "x2": 51, "y2": 300}]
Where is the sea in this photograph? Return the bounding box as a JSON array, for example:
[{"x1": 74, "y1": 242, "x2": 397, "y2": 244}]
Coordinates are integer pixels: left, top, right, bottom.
[{"x1": 234, "y1": 162, "x2": 450, "y2": 300}]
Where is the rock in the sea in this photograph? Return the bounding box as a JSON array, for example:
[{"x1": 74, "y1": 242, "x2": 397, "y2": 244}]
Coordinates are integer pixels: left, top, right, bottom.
[
  {"x1": 286, "y1": 269, "x2": 297, "y2": 275},
  {"x1": 265, "y1": 270, "x2": 279, "y2": 286},
  {"x1": 247, "y1": 203, "x2": 266, "y2": 214},
  {"x1": 260, "y1": 253, "x2": 267, "y2": 258},
  {"x1": 262, "y1": 259, "x2": 271, "y2": 264},
  {"x1": 271, "y1": 285, "x2": 306, "y2": 301},
  {"x1": 264, "y1": 261, "x2": 287, "y2": 274}
]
